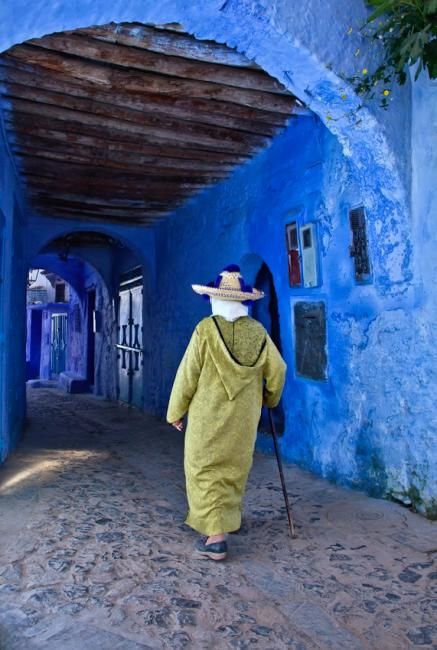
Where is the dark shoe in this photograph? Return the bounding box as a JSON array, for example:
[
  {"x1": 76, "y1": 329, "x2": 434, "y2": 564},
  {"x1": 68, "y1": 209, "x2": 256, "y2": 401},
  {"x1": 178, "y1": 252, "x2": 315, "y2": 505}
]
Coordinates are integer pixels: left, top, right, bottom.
[{"x1": 195, "y1": 537, "x2": 227, "y2": 561}]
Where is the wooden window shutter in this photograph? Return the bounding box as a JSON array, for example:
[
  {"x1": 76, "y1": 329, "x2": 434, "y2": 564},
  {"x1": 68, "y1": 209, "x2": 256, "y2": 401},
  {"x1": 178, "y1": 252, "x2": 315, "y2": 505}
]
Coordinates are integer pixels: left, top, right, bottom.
[{"x1": 286, "y1": 221, "x2": 301, "y2": 287}]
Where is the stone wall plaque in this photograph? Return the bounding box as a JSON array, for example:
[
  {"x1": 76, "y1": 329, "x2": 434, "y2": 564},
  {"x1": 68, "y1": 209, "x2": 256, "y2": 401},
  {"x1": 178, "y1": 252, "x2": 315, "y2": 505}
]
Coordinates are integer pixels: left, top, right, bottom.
[{"x1": 294, "y1": 301, "x2": 327, "y2": 380}]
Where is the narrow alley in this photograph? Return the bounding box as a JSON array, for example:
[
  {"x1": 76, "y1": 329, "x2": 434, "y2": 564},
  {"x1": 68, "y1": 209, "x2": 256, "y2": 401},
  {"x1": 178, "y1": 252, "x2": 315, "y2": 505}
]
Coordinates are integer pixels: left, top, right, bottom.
[{"x1": 0, "y1": 387, "x2": 435, "y2": 649}]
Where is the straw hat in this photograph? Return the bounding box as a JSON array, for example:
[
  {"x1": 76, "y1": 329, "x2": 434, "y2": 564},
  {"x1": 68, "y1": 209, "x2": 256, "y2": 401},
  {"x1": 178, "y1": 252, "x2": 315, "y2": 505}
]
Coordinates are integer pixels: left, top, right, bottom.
[{"x1": 192, "y1": 264, "x2": 264, "y2": 303}]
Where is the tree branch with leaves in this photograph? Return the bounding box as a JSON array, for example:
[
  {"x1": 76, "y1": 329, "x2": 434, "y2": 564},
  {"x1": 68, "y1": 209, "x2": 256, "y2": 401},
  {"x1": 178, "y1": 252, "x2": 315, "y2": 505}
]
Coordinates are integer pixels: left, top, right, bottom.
[{"x1": 348, "y1": 0, "x2": 436, "y2": 108}]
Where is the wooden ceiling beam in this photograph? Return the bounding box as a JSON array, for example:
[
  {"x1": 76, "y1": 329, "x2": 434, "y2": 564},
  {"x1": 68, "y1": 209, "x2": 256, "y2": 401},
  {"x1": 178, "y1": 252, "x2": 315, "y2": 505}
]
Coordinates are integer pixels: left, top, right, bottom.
[
  {"x1": 30, "y1": 203, "x2": 176, "y2": 218},
  {"x1": 33, "y1": 203, "x2": 169, "y2": 221},
  {"x1": 31, "y1": 201, "x2": 169, "y2": 220},
  {"x1": 1, "y1": 69, "x2": 281, "y2": 136},
  {"x1": 23, "y1": 179, "x2": 206, "y2": 200},
  {"x1": 80, "y1": 23, "x2": 259, "y2": 69},
  {"x1": 1, "y1": 23, "x2": 300, "y2": 225},
  {"x1": 4, "y1": 100, "x2": 267, "y2": 155},
  {"x1": 19, "y1": 157, "x2": 213, "y2": 186},
  {"x1": 5, "y1": 116, "x2": 248, "y2": 165},
  {"x1": 4, "y1": 82, "x2": 273, "y2": 149},
  {"x1": 32, "y1": 206, "x2": 162, "y2": 224},
  {"x1": 1, "y1": 69, "x2": 284, "y2": 136},
  {"x1": 33, "y1": 207, "x2": 166, "y2": 221},
  {"x1": 29, "y1": 192, "x2": 189, "y2": 206},
  {"x1": 28, "y1": 191, "x2": 175, "y2": 210},
  {"x1": 13, "y1": 148, "x2": 231, "y2": 180},
  {"x1": 28, "y1": 32, "x2": 287, "y2": 95},
  {"x1": 29, "y1": 194, "x2": 179, "y2": 216},
  {"x1": 5, "y1": 45, "x2": 295, "y2": 114},
  {"x1": 23, "y1": 175, "x2": 198, "y2": 200},
  {"x1": 0, "y1": 61, "x2": 288, "y2": 130},
  {"x1": 10, "y1": 135, "x2": 236, "y2": 172},
  {"x1": 25, "y1": 177, "x2": 196, "y2": 197}
]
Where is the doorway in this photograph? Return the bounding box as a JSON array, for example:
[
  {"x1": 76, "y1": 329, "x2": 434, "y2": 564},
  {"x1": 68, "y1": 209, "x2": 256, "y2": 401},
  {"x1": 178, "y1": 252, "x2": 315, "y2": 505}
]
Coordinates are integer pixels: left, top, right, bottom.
[
  {"x1": 252, "y1": 262, "x2": 285, "y2": 434},
  {"x1": 50, "y1": 313, "x2": 68, "y2": 376},
  {"x1": 86, "y1": 289, "x2": 96, "y2": 387},
  {"x1": 117, "y1": 268, "x2": 144, "y2": 408},
  {"x1": 27, "y1": 309, "x2": 42, "y2": 380}
]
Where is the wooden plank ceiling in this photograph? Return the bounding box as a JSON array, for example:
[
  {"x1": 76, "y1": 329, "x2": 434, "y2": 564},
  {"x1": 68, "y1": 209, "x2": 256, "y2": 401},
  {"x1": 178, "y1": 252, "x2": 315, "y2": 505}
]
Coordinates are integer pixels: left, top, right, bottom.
[{"x1": 0, "y1": 23, "x2": 299, "y2": 225}]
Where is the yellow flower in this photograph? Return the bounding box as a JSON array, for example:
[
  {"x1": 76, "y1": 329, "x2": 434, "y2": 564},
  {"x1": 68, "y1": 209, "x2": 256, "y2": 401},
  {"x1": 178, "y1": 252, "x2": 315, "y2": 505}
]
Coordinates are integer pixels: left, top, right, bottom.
[
  {"x1": 347, "y1": 27, "x2": 353, "y2": 34},
  {"x1": 383, "y1": 89, "x2": 390, "y2": 96},
  {"x1": 362, "y1": 68, "x2": 368, "y2": 75},
  {"x1": 340, "y1": 94, "x2": 347, "y2": 100}
]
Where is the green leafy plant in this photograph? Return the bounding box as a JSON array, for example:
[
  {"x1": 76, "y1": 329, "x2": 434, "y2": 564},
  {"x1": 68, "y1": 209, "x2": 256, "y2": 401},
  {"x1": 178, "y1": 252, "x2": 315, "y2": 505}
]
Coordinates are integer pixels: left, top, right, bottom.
[{"x1": 348, "y1": 0, "x2": 437, "y2": 108}]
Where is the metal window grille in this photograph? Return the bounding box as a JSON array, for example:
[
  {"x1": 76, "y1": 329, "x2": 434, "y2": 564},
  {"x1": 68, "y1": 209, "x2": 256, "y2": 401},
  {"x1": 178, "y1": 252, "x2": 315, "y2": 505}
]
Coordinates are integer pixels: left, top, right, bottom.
[{"x1": 349, "y1": 207, "x2": 371, "y2": 281}]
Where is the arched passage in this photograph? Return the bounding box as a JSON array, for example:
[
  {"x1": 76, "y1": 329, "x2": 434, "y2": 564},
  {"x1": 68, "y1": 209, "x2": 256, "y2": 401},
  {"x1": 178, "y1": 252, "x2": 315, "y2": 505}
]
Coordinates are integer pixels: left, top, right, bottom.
[
  {"x1": 26, "y1": 230, "x2": 149, "y2": 410},
  {"x1": 26, "y1": 268, "x2": 80, "y2": 381},
  {"x1": 240, "y1": 253, "x2": 285, "y2": 434},
  {"x1": 0, "y1": 3, "x2": 432, "y2": 515},
  {"x1": 26, "y1": 253, "x2": 110, "y2": 401},
  {"x1": 252, "y1": 263, "x2": 282, "y2": 354},
  {"x1": 0, "y1": 0, "x2": 411, "y2": 293}
]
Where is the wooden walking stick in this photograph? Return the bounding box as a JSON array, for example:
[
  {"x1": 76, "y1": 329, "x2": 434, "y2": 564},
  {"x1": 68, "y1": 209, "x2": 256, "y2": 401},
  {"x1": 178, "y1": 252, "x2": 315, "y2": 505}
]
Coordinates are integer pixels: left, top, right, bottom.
[{"x1": 268, "y1": 408, "x2": 297, "y2": 539}]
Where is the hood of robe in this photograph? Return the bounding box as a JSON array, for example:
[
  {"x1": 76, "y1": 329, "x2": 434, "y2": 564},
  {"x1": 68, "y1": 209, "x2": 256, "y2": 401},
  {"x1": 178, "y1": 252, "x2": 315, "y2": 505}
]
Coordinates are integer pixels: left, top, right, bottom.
[{"x1": 206, "y1": 322, "x2": 267, "y2": 401}]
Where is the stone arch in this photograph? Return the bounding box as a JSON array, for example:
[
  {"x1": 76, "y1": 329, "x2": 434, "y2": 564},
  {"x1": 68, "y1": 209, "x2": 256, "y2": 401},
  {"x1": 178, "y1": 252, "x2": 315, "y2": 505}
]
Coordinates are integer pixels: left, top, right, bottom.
[
  {"x1": 0, "y1": 0, "x2": 411, "y2": 293},
  {"x1": 29, "y1": 229, "x2": 153, "y2": 403},
  {"x1": 26, "y1": 247, "x2": 116, "y2": 395},
  {"x1": 26, "y1": 262, "x2": 84, "y2": 381},
  {"x1": 27, "y1": 222, "x2": 154, "y2": 294},
  {"x1": 29, "y1": 254, "x2": 102, "y2": 302},
  {"x1": 240, "y1": 252, "x2": 285, "y2": 434}
]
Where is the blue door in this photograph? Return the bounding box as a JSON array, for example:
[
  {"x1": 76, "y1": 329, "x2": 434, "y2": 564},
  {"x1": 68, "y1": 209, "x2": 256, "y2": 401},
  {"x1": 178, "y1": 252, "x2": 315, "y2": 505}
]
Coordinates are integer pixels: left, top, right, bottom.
[
  {"x1": 50, "y1": 313, "x2": 67, "y2": 376},
  {"x1": 116, "y1": 278, "x2": 144, "y2": 408}
]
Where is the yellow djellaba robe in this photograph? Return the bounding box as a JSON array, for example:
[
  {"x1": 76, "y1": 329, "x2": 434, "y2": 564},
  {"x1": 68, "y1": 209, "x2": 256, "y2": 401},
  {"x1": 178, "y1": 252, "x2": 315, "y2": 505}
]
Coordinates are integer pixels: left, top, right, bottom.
[{"x1": 167, "y1": 315, "x2": 286, "y2": 536}]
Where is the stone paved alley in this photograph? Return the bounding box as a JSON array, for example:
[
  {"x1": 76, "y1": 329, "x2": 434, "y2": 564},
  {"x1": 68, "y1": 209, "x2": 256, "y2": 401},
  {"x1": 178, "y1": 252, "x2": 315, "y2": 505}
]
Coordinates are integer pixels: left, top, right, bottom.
[{"x1": 0, "y1": 387, "x2": 435, "y2": 649}]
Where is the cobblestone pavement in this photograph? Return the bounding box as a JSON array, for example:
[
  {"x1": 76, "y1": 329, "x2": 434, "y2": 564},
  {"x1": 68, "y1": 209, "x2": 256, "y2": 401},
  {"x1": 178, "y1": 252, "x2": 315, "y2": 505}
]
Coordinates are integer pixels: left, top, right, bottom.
[{"x1": 0, "y1": 387, "x2": 435, "y2": 649}]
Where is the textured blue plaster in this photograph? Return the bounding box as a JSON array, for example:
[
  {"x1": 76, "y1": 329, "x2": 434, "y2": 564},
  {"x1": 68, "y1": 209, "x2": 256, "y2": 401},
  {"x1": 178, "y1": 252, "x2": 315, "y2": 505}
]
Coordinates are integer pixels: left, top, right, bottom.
[
  {"x1": 0, "y1": 1, "x2": 434, "y2": 516},
  {"x1": 151, "y1": 113, "x2": 435, "y2": 516},
  {"x1": 0, "y1": 122, "x2": 28, "y2": 461}
]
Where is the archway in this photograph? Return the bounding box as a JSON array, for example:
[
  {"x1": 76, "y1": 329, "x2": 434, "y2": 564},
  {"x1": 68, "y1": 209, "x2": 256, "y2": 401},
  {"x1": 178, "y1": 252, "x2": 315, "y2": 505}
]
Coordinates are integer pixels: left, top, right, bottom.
[
  {"x1": 26, "y1": 268, "x2": 81, "y2": 382},
  {"x1": 0, "y1": 1, "x2": 411, "y2": 295},
  {"x1": 252, "y1": 262, "x2": 285, "y2": 434},
  {"x1": 0, "y1": 4, "x2": 426, "y2": 510},
  {"x1": 28, "y1": 230, "x2": 146, "y2": 409},
  {"x1": 241, "y1": 253, "x2": 285, "y2": 435}
]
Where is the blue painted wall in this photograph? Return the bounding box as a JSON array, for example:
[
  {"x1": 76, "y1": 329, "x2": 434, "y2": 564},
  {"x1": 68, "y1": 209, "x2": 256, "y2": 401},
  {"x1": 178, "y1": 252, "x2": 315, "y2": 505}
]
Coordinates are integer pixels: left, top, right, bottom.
[
  {"x1": 151, "y1": 112, "x2": 436, "y2": 518},
  {"x1": 0, "y1": 1, "x2": 435, "y2": 517},
  {"x1": 0, "y1": 119, "x2": 28, "y2": 461}
]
